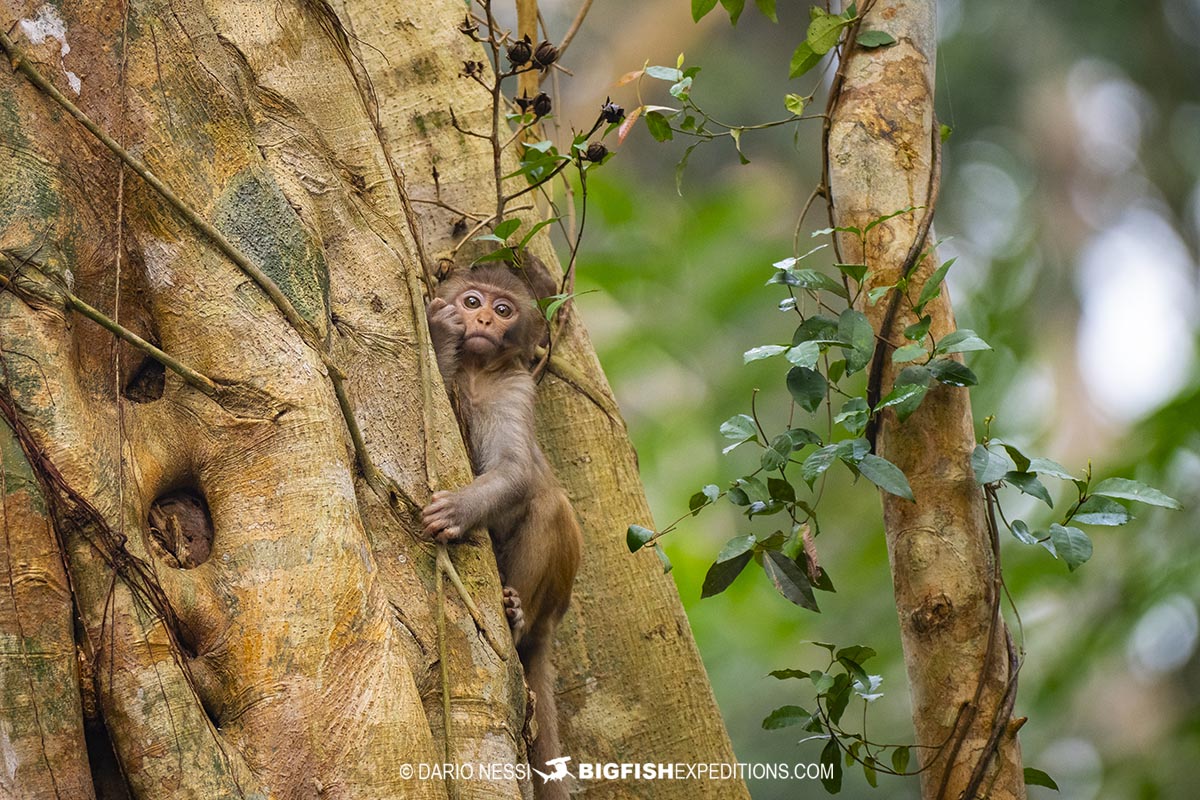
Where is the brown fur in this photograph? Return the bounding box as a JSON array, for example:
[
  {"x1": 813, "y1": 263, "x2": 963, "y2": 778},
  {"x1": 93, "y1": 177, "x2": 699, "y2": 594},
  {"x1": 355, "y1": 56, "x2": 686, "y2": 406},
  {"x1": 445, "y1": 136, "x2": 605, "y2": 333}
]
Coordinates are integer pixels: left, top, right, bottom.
[{"x1": 423, "y1": 266, "x2": 582, "y2": 799}]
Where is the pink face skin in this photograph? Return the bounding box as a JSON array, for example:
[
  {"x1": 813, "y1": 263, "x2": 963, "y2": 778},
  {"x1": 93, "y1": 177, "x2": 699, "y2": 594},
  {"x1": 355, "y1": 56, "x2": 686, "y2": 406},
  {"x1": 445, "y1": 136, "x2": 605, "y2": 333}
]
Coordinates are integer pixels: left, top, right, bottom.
[{"x1": 456, "y1": 287, "x2": 518, "y2": 356}]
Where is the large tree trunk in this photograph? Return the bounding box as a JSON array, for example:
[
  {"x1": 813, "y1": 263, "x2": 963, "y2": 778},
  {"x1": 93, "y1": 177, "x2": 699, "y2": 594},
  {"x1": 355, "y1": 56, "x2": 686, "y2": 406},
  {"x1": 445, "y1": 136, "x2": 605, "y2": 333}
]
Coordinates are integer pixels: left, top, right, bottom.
[
  {"x1": 827, "y1": 2, "x2": 1026, "y2": 799},
  {"x1": 0, "y1": 1, "x2": 744, "y2": 798}
]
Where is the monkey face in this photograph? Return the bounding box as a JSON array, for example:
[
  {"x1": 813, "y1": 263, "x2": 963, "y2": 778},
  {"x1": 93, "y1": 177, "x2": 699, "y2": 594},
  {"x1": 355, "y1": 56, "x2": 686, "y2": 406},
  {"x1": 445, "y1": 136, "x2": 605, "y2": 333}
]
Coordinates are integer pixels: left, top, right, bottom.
[{"x1": 456, "y1": 287, "x2": 520, "y2": 356}]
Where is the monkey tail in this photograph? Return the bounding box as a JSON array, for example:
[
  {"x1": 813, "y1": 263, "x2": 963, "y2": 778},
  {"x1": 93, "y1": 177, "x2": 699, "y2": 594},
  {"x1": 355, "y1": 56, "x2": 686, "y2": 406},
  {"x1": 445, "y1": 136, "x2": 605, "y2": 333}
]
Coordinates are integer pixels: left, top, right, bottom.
[{"x1": 523, "y1": 636, "x2": 570, "y2": 800}]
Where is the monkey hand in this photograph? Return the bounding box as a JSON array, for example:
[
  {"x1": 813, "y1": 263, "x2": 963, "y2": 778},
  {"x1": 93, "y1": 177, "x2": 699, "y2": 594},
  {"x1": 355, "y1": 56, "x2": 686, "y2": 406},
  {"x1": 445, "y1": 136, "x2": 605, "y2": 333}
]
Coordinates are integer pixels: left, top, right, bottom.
[
  {"x1": 427, "y1": 297, "x2": 465, "y2": 344},
  {"x1": 422, "y1": 490, "x2": 468, "y2": 542}
]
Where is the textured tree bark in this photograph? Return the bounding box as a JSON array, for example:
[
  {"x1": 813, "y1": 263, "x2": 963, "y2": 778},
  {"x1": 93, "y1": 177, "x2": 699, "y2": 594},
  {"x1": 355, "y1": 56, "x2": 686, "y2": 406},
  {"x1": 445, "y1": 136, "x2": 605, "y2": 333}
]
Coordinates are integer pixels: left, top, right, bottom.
[
  {"x1": 826, "y1": 2, "x2": 1027, "y2": 799},
  {"x1": 0, "y1": 1, "x2": 743, "y2": 798}
]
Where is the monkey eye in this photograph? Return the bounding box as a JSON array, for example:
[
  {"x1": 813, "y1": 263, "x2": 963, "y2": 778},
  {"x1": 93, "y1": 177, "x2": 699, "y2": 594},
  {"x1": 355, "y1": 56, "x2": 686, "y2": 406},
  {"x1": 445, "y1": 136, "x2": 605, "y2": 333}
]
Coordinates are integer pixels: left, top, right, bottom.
[
  {"x1": 494, "y1": 301, "x2": 513, "y2": 318},
  {"x1": 463, "y1": 293, "x2": 482, "y2": 309}
]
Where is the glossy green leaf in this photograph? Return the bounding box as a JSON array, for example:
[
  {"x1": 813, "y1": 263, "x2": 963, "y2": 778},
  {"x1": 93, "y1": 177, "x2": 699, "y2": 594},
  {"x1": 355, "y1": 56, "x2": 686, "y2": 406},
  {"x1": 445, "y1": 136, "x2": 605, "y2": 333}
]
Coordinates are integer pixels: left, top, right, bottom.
[
  {"x1": 1092, "y1": 478, "x2": 1182, "y2": 509},
  {"x1": 719, "y1": 0, "x2": 746, "y2": 24},
  {"x1": 626, "y1": 524, "x2": 654, "y2": 552},
  {"x1": 1006, "y1": 471, "x2": 1054, "y2": 508},
  {"x1": 839, "y1": 309, "x2": 875, "y2": 375},
  {"x1": 972, "y1": 445, "x2": 1012, "y2": 485},
  {"x1": 1028, "y1": 457, "x2": 1076, "y2": 480},
  {"x1": 789, "y1": 41, "x2": 821, "y2": 78},
  {"x1": 856, "y1": 29, "x2": 896, "y2": 48},
  {"x1": 934, "y1": 329, "x2": 991, "y2": 354},
  {"x1": 744, "y1": 344, "x2": 788, "y2": 363},
  {"x1": 915, "y1": 257, "x2": 955, "y2": 312},
  {"x1": 645, "y1": 111, "x2": 673, "y2": 142},
  {"x1": 807, "y1": 10, "x2": 851, "y2": 54},
  {"x1": 892, "y1": 343, "x2": 927, "y2": 363},
  {"x1": 835, "y1": 397, "x2": 868, "y2": 437},
  {"x1": 787, "y1": 366, "x2": 828, "y2": 412},
  {"x1": 784, "y1": 92, "x2": 805, "y2": 115},
  {"x1": 1073, "y1": 495, "x2": 1132, "y2": 526},
  {"x1": 1049, "y1": 523, "x2": 1092, "y2": 571},
  {"x1": 1024, "y1": 768, "x2": 1060, "y2": 790},
  {"x1": 755, "y1": 0, "x2": 778, "y2": 22},
  {"x1": 859, "y1": 454, "x2": 915, "y2": 501},
  {"x1": 762, "y1": 550, "x2": 818, "y2": 610},
  {"x1": 701, "y1": 551, "x2": 752, "y2": 597},
  {"x1": 786, "y1": 341, "x2": 821, "y2": 369},
  {"x1": 1009, "y1": 519, "x2": 1039, "y2": 545},
  {"x1": 762, "y1": 705, "x2": 811, "y2": 729},
  {"x1": 929, "y1": 357, "x2": 977, "y2": 387}
]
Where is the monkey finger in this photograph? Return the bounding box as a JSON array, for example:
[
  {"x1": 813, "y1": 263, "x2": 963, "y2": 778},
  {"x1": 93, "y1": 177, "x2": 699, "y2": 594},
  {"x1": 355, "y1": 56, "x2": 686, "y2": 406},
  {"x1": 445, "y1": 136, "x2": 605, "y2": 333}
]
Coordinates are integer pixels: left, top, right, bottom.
[
  {"x1": 428, "y1": 297, "x2": 447, "y2": 312},
  {"x1": 434, "y1": 526, "x2": 462, "y2": 543}
]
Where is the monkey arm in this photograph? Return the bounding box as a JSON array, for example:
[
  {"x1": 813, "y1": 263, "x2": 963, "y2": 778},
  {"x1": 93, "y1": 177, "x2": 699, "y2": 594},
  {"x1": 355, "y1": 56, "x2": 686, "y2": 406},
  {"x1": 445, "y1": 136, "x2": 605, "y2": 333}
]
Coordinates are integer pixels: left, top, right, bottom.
[{"x1": 426, "y1": 298, "x2": 464, "y2": 379}]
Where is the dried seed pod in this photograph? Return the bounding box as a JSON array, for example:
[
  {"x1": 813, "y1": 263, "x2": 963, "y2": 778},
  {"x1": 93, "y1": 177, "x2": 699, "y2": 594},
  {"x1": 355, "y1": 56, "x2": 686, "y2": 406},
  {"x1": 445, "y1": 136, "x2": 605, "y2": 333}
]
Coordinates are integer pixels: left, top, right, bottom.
[
  {"x1": 507, "y1": 34, "x2": 532, "y2": 66},
  {"x1": 531, "y1": 92, "x2": 552, "y2": 119},
  {"x1": 584, "y1": 142, "x2": 608, "y2": 162},
  {"x1": 600, "y1": 98, "x2": 625, "y2": 124},
  {"x1": 532, "y1": 40, "x2": 559, "y2": 69}
]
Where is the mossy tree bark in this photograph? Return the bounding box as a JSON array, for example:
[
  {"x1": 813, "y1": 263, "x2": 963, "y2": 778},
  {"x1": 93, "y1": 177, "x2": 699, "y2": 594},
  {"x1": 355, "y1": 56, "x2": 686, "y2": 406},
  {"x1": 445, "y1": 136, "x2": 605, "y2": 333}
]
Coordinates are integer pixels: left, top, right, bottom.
[
  {"x1": 826, "y1": 1, "x2": 1026, "y2": 799},
  {"x1": 0, "y1": 1, "x2": 744, "y2": 798}
]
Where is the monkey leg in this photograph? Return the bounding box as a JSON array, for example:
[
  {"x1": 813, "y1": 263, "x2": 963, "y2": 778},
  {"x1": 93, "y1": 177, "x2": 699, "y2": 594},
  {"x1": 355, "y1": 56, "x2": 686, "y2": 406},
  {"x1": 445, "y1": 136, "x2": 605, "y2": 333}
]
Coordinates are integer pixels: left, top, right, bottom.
[{"x1": 503, "y1": 586, "x2": 526, "y2": 642}]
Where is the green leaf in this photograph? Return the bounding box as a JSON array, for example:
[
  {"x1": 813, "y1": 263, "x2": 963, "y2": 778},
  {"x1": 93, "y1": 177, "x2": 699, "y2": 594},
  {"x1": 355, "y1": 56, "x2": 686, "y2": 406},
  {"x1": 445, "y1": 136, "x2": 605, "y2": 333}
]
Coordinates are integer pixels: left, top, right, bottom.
[
  {"x1": 835, "y1": 262, "x2": 868, "y2": 283},
  {"x1": 972, "y1": 445, "x2": 1012, "y2": 485},
  {"x1": 517, "y1": 218, "x2": 556, "y2": 249},
  {"x1": 790, "y1": 268, "x2": 848, "y2": 298},
  {"x1": 915, "y1": 257, "x2": 955, "y2": 313},
  {"x1": 720, "y1": 414, "x2": 757, "y2": 441},
  {"x1": 675, "y1": 142, "x2": 698, "y2": 196},
  {"x1": 836, "y1": 644, "x2": 876, "y2": 665},
  {"x1": 862, "y1": 206, "x2": 918, "y2": 235},
  {"x1": 1024, "y1": 767, "x2": 1060, "y2": 791},
  {"x1": 866, "y1": 284, "x2": 894, "y2": 304},
  {"x1": 856, "y1": 29, "x2": 896, "y2": 48},
  {"x1": 892, "y1": 343, "x2": 927, "y2": 363},
  {"x1": 802, "y1": 445, "x2": 838, "y2": 485},
  {"x1": 934, "y1": 329, "x2": 991, "y2": 355},
  {"x1": 1092, "y1": 478, "x2": 1182, "y2": 510},
  {"x1": 789, "y1": 41, "x2": 822, "y2": 78},
  {"x1": 474, "y1": 247, "x2": 515, "y2": 264},
  {"x1": 835, "y1": 437, "x2": 871, "y2": 464},
  {"x1": 793, "y1": 315, "x2": 840, "y2": 346},
  {"x1": 645, "y1": 111, "x2": 674, "y2": 142},
  {"x1": 1009, "y1": 519, "x2": 1039, "y2": 545},
  {"x1": 626, "y1": 524, "x2": 654, "y2": 552},
  {"x1": 835, "y1": 397, "x2": 869, "y2": 437},
  {"x1": 761, "y1": 435, "x2": 791, "y2": 471},
  {"x1": 729, "y1": 127, "x2": 750, "y2": 164},
  {"x1": 762, "y1": 551, "x2": 818, "y2": 610},
  {"x1": 786, "y1": 428, "x2": 822, "y2": 449},
  {"x1": 767, "y1": 476, "x2": 796, "y2": 503},
  {"x1": 1028, "y1": 457, "x2": 1077, "y2": 480},
  {"x1": 940, "y1": 124, "x2": 953, "y2": 142},
  {"x1": 1049, "y1": 524, "x2": 1092, "y2": 571},
  {"x1": 692, "y1": 0, "x2": 719, "y2": 22},
  {"x1": 1006, "y1": 471, "x2": 1054, "y2": 508},
  {"x1": 821, "y1": 738, "x2": 843, "y2": 794},
  {"x1": 903, "y1": 315, "x2": 932, "y2": 341},
  {"x1": 807, "y1": 10, "x2": 851, "y2": 54},
  {"x1": 787, "y1": 366, "x2": 828, "y2": 413},
  {"x1": 768, "y1": 668, "x2": 808, "y2": 680},
  {"x1": 892, "y1": 746, "x2": 910, "y2": 774},
  {"x1": 701, "y1": 551, "x2": 753, "y2": 597},
  {"x1": 929, "y1": 357, "x2": 977, "y2": 387},
  {"x1": 838, "y1": 309, "x2": 875, "y2": 375},
  {"x1": 1074, "y1": 495, "x2": 1132, "y2": 526},
  {"x1": 762, "y1": 705, "x2": 811, "y2": 729},
  {"x1": 719, "y1": 0, "x2": 745, "y2": 24},
  {"x1": 492, "y1": 218, "x2": 521, "y2": 240},
  {"x1": 859, "y1": 454, "x2": 915, "y2": 501},
  {"x1": 784, "y1": 93, "x2": 805, "y2": 116},
  {"x1": 1001, "y1": 442, "x2": 1031, "y2": 473},
  {"x1": 655, "y1": 544, "x2": 673, "y2": 574},
  {"x1": 755, "y1": 0, "x2": 778, "y2": 22},
  {"x1": 785, "y1": 341, "x2": 821, "y2": 369},
  {"x1": 744, "y1": 344, "x2": 788, "y2": 363}
]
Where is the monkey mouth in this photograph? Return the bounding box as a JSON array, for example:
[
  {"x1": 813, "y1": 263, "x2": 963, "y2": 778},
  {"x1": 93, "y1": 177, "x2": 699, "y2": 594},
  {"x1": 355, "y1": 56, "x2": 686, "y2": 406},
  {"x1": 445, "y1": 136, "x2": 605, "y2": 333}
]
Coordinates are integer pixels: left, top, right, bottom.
[{"x1": 464, "y1": 332, "x2": 500, "y2": 351}]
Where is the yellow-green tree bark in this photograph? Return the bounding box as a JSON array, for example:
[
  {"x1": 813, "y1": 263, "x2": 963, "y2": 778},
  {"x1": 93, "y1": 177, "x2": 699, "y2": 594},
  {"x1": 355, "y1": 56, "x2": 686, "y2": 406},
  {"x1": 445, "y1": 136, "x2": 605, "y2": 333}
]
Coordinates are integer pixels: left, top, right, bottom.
[
  {"x1": 827, "y1": 2, "x2": 1026, "y2": 798},
  {"x1": 0, "y1": 1, "x2": 743, "y2": 798}
]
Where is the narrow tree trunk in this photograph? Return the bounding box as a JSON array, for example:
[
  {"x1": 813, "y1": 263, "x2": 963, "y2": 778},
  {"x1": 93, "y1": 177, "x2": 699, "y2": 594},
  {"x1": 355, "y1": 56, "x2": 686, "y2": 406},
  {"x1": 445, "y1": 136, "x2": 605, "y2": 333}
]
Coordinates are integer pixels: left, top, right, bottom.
[
  {"x1": 826, "y1": 2, "x2": 1027, "y2": 798},
  {"x1": 0, "y1": 0, "x2": 743, "y2": 797}
]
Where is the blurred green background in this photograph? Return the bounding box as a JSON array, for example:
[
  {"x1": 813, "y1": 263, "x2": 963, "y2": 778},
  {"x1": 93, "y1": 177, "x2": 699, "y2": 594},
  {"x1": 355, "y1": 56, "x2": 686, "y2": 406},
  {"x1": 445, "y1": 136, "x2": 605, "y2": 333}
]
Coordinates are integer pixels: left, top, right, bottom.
[{"x1": 536, "y1": 1, "x2": 1200, "y2": 797}]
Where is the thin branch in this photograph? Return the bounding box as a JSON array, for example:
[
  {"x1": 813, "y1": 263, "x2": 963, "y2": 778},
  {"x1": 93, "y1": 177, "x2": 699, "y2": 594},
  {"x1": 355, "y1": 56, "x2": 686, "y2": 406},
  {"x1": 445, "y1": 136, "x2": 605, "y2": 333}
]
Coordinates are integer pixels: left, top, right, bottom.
[{"x1": 555, "y1": 0, "x2": 594, "y2": 61}]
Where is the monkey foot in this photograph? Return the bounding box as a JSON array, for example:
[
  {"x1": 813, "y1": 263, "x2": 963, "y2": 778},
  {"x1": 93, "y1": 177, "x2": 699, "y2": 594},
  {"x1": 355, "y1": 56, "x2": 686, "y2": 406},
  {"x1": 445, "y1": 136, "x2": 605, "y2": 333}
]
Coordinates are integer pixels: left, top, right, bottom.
[{"x1": 503, "y1": 586, "x2": 526, "y2": 641}]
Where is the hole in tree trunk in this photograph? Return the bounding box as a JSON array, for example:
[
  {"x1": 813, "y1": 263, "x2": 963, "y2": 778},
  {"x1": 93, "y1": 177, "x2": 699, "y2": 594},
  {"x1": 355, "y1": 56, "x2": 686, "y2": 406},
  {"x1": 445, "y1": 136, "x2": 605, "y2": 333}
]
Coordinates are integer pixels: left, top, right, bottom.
[
  {"x1": 122, "y1": 355, "x2": 165, "y2": 402},
  {"x1": 148, "y1": 488, "x2": 214, "y2": 568}
]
